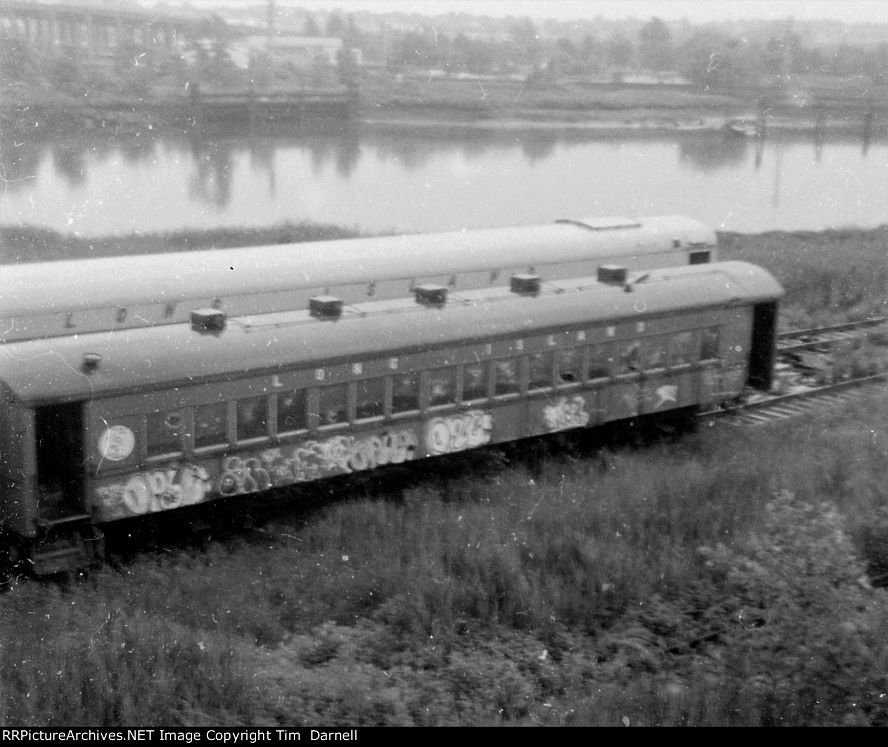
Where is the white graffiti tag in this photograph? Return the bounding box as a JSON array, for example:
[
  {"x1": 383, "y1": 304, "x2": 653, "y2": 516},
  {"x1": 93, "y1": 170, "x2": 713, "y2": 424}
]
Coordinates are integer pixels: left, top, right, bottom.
[
  {"x1": 219, "y1": 456, "x2": 273, "y2": 496},
  {"x1": 542, "y1": 396, "x2": 591, "y2": 432},
  {"x1": 425, "y1": 410, "x2": 493, "y2": 455},
  {"x1": 93, "y1": 430, "x2": 419, "y2": 513},
  {"x1": 220, "y1": 429, "x2": 419, "y2": 496},
  {"x1": 94, "y1": 464, "x2": 212, "y2": 519},
  {"x1": 653, "y1": 385, "x2": 679, "y2": 410}
]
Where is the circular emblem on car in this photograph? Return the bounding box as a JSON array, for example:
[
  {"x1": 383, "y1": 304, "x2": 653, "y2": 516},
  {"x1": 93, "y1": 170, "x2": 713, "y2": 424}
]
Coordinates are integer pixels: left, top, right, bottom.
[{"x1": 98, "y1": 425, "x2": 135, "y2": 461}]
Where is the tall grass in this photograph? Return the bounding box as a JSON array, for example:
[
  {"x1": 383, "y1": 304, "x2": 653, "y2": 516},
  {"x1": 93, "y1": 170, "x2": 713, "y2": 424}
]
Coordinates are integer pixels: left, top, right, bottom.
[
  {"x1": 719, "y1": 226, "x2": 888, "y2": 327},
  {"x1": 569, "y1": 489, "x2": 888, "y2": 726},
  {"x1": 0, "y1": 222, "x2": 361, "y2": 263},
  {"x1": 0, "y1": 584, "x2": 252, "y2": 725},
  {"x1": 5, "y1": 393, "x2": 888, "y2": 724}
]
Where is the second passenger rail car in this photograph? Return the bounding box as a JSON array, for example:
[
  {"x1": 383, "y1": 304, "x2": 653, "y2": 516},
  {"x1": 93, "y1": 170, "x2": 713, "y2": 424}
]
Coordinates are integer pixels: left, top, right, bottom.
[
  {"x1": 0, "y1": 259, "x2": 781, "y2": 576},
  {"x1": 0, "y1": 215, "x2": 716, "y2": 343}
]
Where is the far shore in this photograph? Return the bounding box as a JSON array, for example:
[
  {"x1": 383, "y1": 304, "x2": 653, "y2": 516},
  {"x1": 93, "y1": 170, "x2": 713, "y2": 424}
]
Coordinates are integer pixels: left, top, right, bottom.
[
  {"x1": 2, "y1": 87, "x2": 884, "y2": 140},
  {"x1": 357, "y1": 111, "x2": 880, "y2": 136}
]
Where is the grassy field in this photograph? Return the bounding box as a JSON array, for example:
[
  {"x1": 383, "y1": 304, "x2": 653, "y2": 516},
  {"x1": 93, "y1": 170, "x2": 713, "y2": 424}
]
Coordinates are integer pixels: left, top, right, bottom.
[
  {"x1": 719, "y1": 225, "x2": 888, "y2": 328},
  {"x1": 3, "y1": 401, "x2": 888, "y2": 726},
  {"x1": 0, "y1": 223, "x2": 362, "y2": 264},
  {"x1": 1, "y1": 223, "x2": 888, "y2": 726}
]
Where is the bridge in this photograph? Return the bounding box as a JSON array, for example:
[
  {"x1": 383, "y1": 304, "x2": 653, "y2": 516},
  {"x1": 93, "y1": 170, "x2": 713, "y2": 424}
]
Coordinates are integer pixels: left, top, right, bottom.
[
  {"x1": 0, "y1": 0, "x2": 221, "y2": 59},
  {"x1": 0, "y1": 2, "x2": 355, "y2": 127}
]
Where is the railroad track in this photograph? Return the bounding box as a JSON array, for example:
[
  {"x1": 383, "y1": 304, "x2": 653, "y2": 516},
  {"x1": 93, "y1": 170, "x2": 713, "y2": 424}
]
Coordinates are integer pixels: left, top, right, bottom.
[
  {"x1": 703, "y1": 372, "x2": 888, "y2": 427},
  {"x1": 704, "y1": 317, "x2": 888, "y2": 427},
  {"x1": 777, "y1": 316, "x2": 888, "y2": 353}
]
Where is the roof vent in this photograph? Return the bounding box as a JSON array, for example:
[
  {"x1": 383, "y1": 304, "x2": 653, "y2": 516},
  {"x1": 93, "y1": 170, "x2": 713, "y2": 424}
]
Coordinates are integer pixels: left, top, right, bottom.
[
  {"x1": 414, "y1": 284, "x2": 448, "y2": 307},
  {"x1": 510, "y1": 273, "x2": 541, "y2": 296},
  {"x1": 82, "y1": 352, "x2": 102, "y2": 374},
  {"x1": 191, "y1": 308, "x2": 226, "y2": 333},
  {"x1": 309, "y1": 295, "x2": 344, "y2": 319},
  {"x1": 597, "y1": 265, "x2": 628, "y2": 285}
]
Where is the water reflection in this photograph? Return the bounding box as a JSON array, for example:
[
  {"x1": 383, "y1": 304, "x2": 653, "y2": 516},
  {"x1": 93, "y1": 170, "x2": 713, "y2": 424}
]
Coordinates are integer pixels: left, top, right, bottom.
[
  {"x1": 678, "y1": 132, "x2": 749, "y2": 172},
  {"x1": 0, "y1": 123, "x2": 886, "y2": 241},
  {"x1": 189, "y1": 139, "x2": 233, "y2": 209},
  {"x1": 52, "y1": 144, "x2": 87, "y2": 188},
  {"x1": 814, "y1": 108, "x2": 825, "y2": 162},
  {"x1": 367, "y1": 126, "x2": 547, "y2": 169},
  {"x1": 119, "y1": 135, "x2": 157, "y2": 163},
  {"x1": 334, "y1": 132, "x2": 361, "y2": 179},
  {"x1": 516, "y1": 134, "x2": 558, "y2": 163},
  {"x1": 862, "y1": 106, "x2": 875, "y2": 156},
  {"x1": 772, "y1": 143, "x2": 783, "y2": 209},
  {"x1": 0, "y1": 137, "x2": 41, "y2": 195},
  {"x1": 247, "y1": 138, "x2": 277, "y2": 196}
]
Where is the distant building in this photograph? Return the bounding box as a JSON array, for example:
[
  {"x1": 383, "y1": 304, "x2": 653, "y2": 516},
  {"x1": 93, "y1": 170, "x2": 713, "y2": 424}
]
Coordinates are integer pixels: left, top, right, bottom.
[{"x1": 229, "y1": 34, "x2": 362, "y2": 70}]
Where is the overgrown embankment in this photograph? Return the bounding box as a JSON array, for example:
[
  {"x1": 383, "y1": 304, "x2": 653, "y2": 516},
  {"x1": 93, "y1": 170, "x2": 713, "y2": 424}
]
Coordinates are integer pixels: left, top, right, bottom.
[
  {"x1": 3, "y1": 402, "x2": 888, "y2": 725},
  {"x1": 719, "y1": 225, "x2": 888, "y2": 327},
  {"x1": 0, "y1": 222, "x2": 361, "y2": 264}
]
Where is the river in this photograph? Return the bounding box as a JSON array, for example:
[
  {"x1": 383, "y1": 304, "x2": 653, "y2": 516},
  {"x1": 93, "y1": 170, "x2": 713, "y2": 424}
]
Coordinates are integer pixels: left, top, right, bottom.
[{"x1": 1, "y1": 124, "x2": 886, "y2": 244}]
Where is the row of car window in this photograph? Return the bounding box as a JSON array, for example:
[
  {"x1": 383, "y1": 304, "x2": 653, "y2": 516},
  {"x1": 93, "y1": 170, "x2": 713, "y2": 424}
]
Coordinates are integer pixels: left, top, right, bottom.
[{"x1": 142, "y1": 328, "x2": 721, "y2": 456}]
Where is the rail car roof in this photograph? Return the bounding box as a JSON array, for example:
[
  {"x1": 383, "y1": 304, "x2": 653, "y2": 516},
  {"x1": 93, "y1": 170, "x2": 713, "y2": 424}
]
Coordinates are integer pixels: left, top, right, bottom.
[
  {"x1": 0, "y1": 215, "x2": 713, "y2": 320},
  {"x1": 0, "y1": 261, "x2": 780, "y2": 404}
]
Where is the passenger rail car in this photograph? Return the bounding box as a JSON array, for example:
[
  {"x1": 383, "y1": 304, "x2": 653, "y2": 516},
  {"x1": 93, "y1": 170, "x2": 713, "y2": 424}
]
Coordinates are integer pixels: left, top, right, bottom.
[
  {"x1": 0, "y1": 215, "x2": 716, "y2": 343},
  {"x1": 0, "y1": 260, "x2": 780, "y2": 576}
]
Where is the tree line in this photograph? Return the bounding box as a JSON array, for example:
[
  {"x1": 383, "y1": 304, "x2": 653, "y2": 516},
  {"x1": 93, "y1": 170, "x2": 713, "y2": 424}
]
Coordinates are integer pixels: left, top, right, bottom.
[
  {"x1": 370, "y1": 16, "x2": 888, "y2": 91},
  {"x1": 2, "y1": 12, "x2": 887, "y2": 98}
]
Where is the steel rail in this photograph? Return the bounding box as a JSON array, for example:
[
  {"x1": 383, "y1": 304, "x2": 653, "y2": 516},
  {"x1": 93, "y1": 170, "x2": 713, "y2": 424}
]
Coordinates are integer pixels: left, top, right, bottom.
[
  {"x1": 778, "y1": 317, "x2": 888, "y2": 352},
  {"x1": 700, "y1": 371, "x2": 888, "y2": 426},
  {"x1": 779, "y1": 316, "x2": 888, "y2": 341}
]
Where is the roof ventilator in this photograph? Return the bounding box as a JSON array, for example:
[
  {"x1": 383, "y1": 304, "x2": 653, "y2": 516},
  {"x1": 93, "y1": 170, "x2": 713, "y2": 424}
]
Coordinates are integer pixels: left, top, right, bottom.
[
  {"x1": 309, "y1": 296, "x2": 344, "y2": 320},
  {"x1": 597, "y1": 265, "x2": 628, "y2": 286},
  {"x1": 191, "y1": 308, "x2": 227, "y2": 333},
  {"x1": 510, "y1": 273, "x2": 541, "y2": 296},
  {"x1": 82, "y1": 352, "x2": 102, "y2": 374},
  {"x1": 414, "y1": 284, "x2": 448, "y2": 307}
]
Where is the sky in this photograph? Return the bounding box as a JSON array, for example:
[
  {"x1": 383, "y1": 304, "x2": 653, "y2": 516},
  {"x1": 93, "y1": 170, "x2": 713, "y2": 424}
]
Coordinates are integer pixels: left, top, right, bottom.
[{"x1": 176, "y1": 0, "x2": 888, "y2": 24}]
